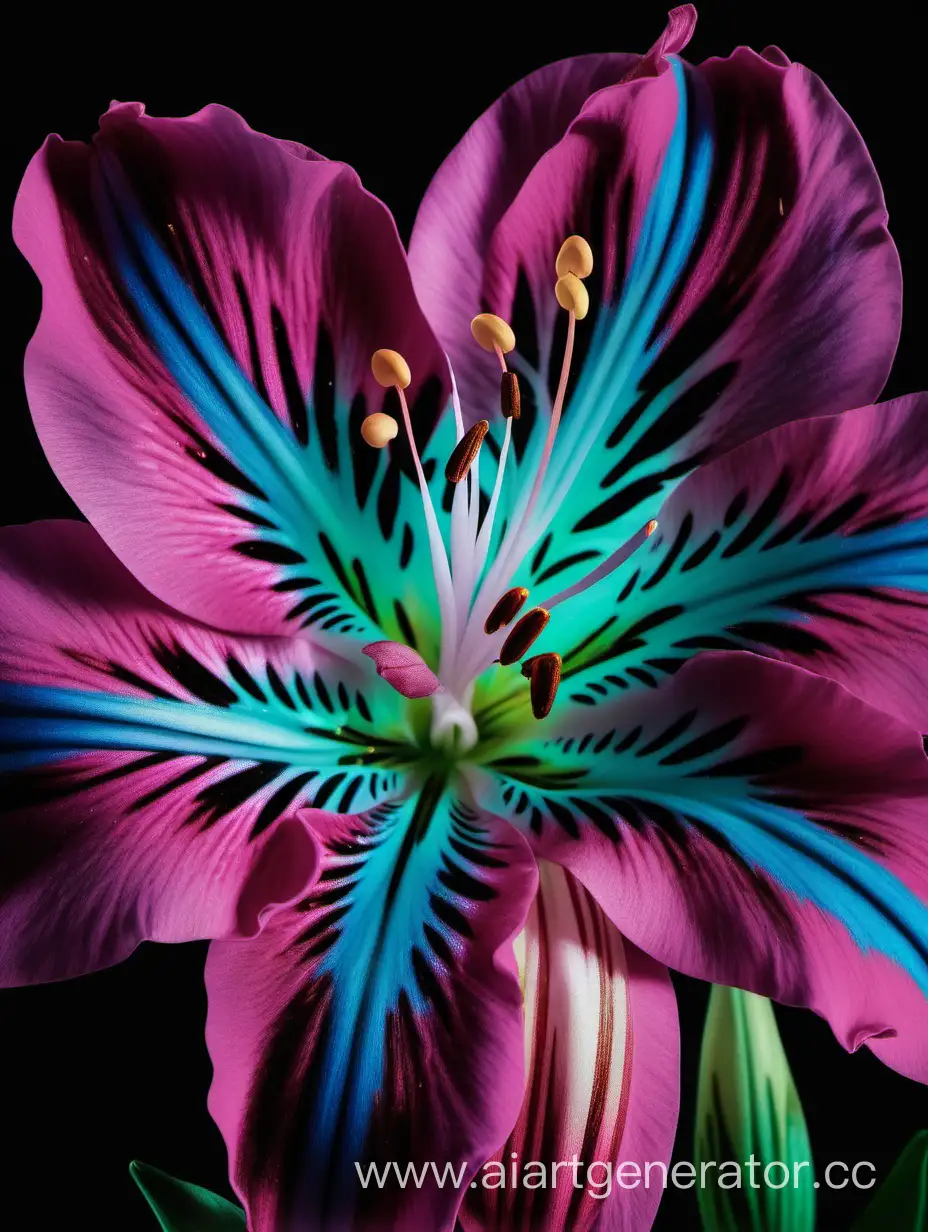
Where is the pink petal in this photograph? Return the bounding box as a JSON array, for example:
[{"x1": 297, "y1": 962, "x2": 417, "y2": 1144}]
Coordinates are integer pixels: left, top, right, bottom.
[
  {"x1": 462, "y1": 860, "x2": 678, "y2": 1232},
  {"x1": 477, "y1": 652, "x2": 928, "y2": 1082},
  {"x1": 205, "y1": 793, "x2": 538, "y2": 1231},
  {"x1": 409, "y1": 19, "x2": 901, "y2": 603},
  {"x1": 14, "y1": 102, "x2": 450, "y2": 648},
  {"x1": 554, "y1": 392, "x2": 928, "y2": 729},
  {"x1": 362, "y1": 640, "x2": 442, "y2": 698},
  {"x1": 0, "y1": 520, "x2": 408, "y2": 984},
  {"x1": 409, "y1": 10, "x2": 690, "y2": 422}
]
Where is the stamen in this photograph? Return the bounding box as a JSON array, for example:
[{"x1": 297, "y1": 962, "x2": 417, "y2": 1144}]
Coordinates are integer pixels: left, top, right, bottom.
[
  {"x1": 371, "y1": 348, "x2": 456, "y2": 667},
  {"x1": 499, "y1": 607, "x2": 550, "y2": 666},
  {"x1": 556, "y1": 235, "x2": 594, "y2": 279},
  {"x1": 484, "y1": 586, "x2": 529, "y2": 634},
  {"x1": 539, "y1": 518, "x2": 659, "y2": 612},
  {"x1": 523, "y1": 652, "x2": 562, "y2": 720},
  {"x1": 370, "y1": 348, "x2": 411, "y2": 389},
  {"x1": 554, "y1": 272, "x2": 590, "y2": 320},
  {"x1": 471, "y1": 313, "x2": 516, "y2": 355},
  {"x1": 500, "y1": 371, "x2": 521, "y2": 419},
  {"x1": 471, "y1": 318, "x2": 518, "y2": 591},
  {"x1": 360, "y1": 412, "x2": 398, "y2": 448},
  {"x1": 446, "y1": 419, "x2": 489, "y2": 484},
  {"x1": 465, "y1": 236, "x2": 594, "y2": 651}
]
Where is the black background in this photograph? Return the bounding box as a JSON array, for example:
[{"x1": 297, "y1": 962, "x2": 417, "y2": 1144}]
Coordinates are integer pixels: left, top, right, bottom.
[{"x1": 2, "y1": 2, "x2": 925, "y2": 1229}]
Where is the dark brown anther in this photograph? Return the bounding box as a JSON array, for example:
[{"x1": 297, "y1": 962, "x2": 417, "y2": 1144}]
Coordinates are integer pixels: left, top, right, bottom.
[
  {"x1": 499, "y1": 607, "x2": 550, "y2": 666},
  {"x1": 500, "y1": 371, "x2": 521, "y2": 419},
  {"x1": 527, "y1": 652, "x2": 562, "y2": 719},
  {"x1": 484, "y1": 586, "x2": 530, "y2": 634},
  {"x1": 445, "y1": 419, "x2": 489, "y2": 483}
]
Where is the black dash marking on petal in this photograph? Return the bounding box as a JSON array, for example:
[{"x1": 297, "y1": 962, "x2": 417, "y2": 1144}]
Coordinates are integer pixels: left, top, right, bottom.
[
  {"x1": 226, "y1": 655, "x2": 267, "y2": 703},
  {"x1": 272, "y1": 575, "x2": 322, "y2": 592},
  {"x1": 721, "y1": 470, "x2": 792, "y2": 558},
  {"x1": 429, "y1": 892, "x2": 473, "y2": 938},
  {"x1": 531, "y1": 533, "x2": 553, "y2": 576},
  {"x1": 266, "y1": 663, "x2": 296, "y2": 709},
  {"x1": 543, "y1": 797, "x2": 581, "y2": 839},
  {"x1": 312, "y1": 773, "x2": 348, "y2": 809},
  {"x1": 295, "y1": 674, "x2": 313, "y2": 710},
  {"x1": 535, "y1": 550, "x2": 600, "y2": 585},
  {"x1": 411, "y1": 945, "x2": 453, "y2": 1031},
  {"x1": 130, "y1": 754, "x2": 225, "y2": 812},
  {"x1": 250, "y1": 771, "x2": 317, "y2": 839},
  {"x1": 728, "y1": 620, "x2": 832, "y2": 657},
  {"x1": 642, "y1": 514, "x2": 693, "y2": 590},
  {"x1": 573, "y1": 475, "x2": 666, "y2": 534},
  {"x1": 690, "y1": 745, "x2": 804, "y2": 779},
  {"x1": 659, "y1": 717, "x2": 748, "y2": 766},
  {"x1": 681, "y1": 531, "x2": 721, "y2": 572},
  {"x1": 234, "y1": 273, "x2": 271, "y2": 406},
  {"x1": 612, "y1": 605, "x2": 685, "y2": 652},
  {"x1": 761, "y1": 509, "x2": 814, "y2": 550},
  {"x1": 618, "y1": 569, "x2": 640, "y2": 602},
  {"x1": 233, "y1": 540, "x2": 306, "y2": 566},
  {"x1": 62, "y1": 650, "x2": 178, "y2": 703},
  {"x1": 800, "y1": 494, "x2": 870, "y2": 541},
  {"x1": 318, "y1": 533, "x2": 356, "y2": 601},
  {"x1": 286, "y1": 591, "x2": 340, "y2": 621},
  {"x1": 352, "y1": 559, "x2": 380, "y2": 624},
  {"x1": 570, "y1": 797, "x2": 619, "y2": 841},
  {"x1": 336, "y1": 776, "x2": 363, "y2": 813},
  {"x1": 217, "y1": 502, "x2": 278, "y2": 529},
  {"x1": 190, "y1": 761, "x2": 286, "y2": 828},
  {"x1": 313, "y1": 672, "x2": 333, "y2": 713},
  {"x1": 393, "y1": 600, "x2": 418, "y2": 651},
  {"x1": 637, "y1": 709, "x2": 698, "y2": 757},
  {"x1": 272, "y1": 305, "x2": 310, "y2": 445},
  {"x1": 613, "y1": 726, "x2": 643, "y2": 754},
  {"x1": 438, "y1": 856, "x2": 497, "y2": 901},
  {"x1": 149, "y1": 638, "x2": 238, "y2": 707},
  {"x1": 423, "y1": 922, "x2": 455, "y2": 969},
  {"x1": 311, "y1": 323, "x2": 338, "y2": 469},
  {"x1": 627, "y1": 667, "x2": 658, "y2": 687},
  {"x1": 400, "y1": 524, "x2": 414, "y2": 570},
  {"x1": 377, "y1": 456, "x2": 401, "y2": 540},
  {"x1": 448, "y1": 836, "x2": 507, "y2": 869},
  {"x1": 724, "y1": 490, "x2": 748, "y2": 527},
  {"x1": 355, "y1": 691, "x2": 372, "y2": 723}
]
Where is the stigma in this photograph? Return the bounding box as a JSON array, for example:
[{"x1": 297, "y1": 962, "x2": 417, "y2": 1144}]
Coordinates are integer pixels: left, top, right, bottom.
[{"x1": 359, "y1": 234, "x2": 656, "y2": 722}]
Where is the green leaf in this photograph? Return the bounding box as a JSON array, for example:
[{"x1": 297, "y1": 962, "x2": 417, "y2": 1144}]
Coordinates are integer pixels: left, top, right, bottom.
[
  {"x1": 695, "y1": 986, "x2": 815, "y2": 1232},
  {"x1": 130, "y1": 1161, "x2": 247, "y2": 1231},
  {"x1": 852, "y1": 1130, "x2": 928, "y2": 1231}
]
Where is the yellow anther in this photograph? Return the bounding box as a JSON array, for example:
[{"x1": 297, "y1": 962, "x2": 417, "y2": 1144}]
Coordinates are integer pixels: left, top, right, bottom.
[
  {"x1": 470, "y1": 313, "x2": 516, "y2": 355},
  {"x1": 556, "y1": 235, "x2": 594, "y2": 279},
  {"x1": 371, "y1": 349, "x2": 411, "y2": 389},
  {"x1": 554, "y1": 273, "x2": 589, "y2": 320},
  {"x1": 360, "y1": 412, "x2": 399, "y2": 449}
]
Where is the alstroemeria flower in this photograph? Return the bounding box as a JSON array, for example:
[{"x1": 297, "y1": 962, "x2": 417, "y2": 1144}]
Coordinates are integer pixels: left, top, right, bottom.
[{"x1": 4, "y1": 6, "x2": 928, "y2": 1231}]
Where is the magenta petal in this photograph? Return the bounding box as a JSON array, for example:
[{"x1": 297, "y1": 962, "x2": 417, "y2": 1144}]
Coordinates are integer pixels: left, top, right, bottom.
[
  {"x1": 362, "y1": 640, "x2": 441, "y2": 698},
  {"x1": 409, "y1": 19, "x2": 682, "y2": 422},
  {"x1": 477, "y1": 653, "x2": 928, "y2": 1082},
  {"x1": 14, "y1": 102, "x2": 450, "y2": 648},
  {"x1": 205, "y1": 793, "x2": 538, "y2": 1231},
  {"x1": 410, "y1": 21, "x2": 901, "y2": 605},
  {"x1": 462, "y1": 861, "x2": 678, "y2": 1232},
  {"x1": 557, "y1": 392, "x2": 928, "y2": 729},
  {"x1": 0, "y1": 521, "x2": 407, "y2": 984}
]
